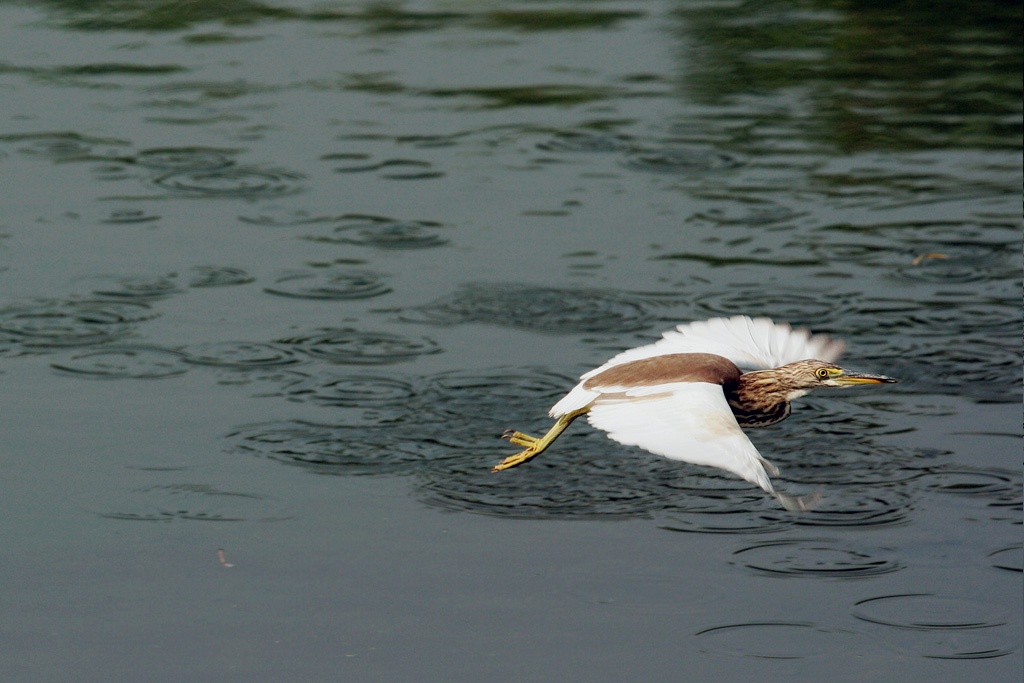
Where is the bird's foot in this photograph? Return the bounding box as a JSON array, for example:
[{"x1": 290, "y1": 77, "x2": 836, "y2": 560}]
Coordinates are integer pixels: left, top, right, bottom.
[
  {"x1": 491, "y1": 447, "x2": 539, "y2": 472},
  {"x1": 501, "y1": 428, "x2": 538, "y2": 448},
  {"x1": 493, "y1": 429, "x2": 543, "y2": 471}
]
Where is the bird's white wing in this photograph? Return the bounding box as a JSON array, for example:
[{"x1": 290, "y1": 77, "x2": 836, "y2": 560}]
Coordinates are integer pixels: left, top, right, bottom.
[
  {"x1": 591, "y1": 316, "x2": 844, "y2": 372},
  {"x1": 585, "y1": 382, "x2": 779, "y2": 494}
]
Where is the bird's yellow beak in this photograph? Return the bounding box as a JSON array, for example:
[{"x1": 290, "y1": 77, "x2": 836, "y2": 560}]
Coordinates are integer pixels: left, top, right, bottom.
[{"x1": 831, "y1": 371, "x2": 898, "y2": 386}]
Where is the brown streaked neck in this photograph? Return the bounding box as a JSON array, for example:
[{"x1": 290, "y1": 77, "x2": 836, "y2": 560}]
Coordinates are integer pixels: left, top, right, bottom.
[{"x1": 725, "y1": 370, "x2": 794, "y2": 428}]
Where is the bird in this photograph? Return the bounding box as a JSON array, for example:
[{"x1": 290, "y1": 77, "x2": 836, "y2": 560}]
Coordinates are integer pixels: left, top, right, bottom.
[{"x1": 491, "y1": 316, "x2": 897, "y2": 510}]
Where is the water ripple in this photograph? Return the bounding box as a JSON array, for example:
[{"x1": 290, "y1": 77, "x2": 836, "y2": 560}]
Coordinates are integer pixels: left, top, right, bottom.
[
  {"x1": 853, "y1": 593, "x2": 1007, "y2": 634},
  {"x1": 692, "y1": 285, "x2": 856, "y2": 326},
  {"x1": 730, "y1": 538, "x2": 902, "y2": 579},
  {"x1": 915, "y1": 465, "x2": 1022, "y2": 510},
  {"x1": 153, "y1": 166, "x2": 304, "y2": 198},
  {"x1": 131, "y1": 146, "x2": 237, "y2": 171},
  {"x1": 305, "y1": 215, "x2": 450, "y2": 250},
  {"x1": 657, "y1": 504, "x2": 793, "y2": 535},
  {"x1": 100, "y1": 209, "x2": 161, "y2": 225},
  {"x1": 791, "y1": 489, "x2": 913, "y2": 528},
  {"x1": 333, "y1": 158, "x2": 444, "y2": 180},
  {"x1": 181, "y1": 341, "x2": 303, "y2": 369},
  {"x1": 0, "y1": 131, "x2": 129, "y2": 161},
  {"x1": 987, "y1": 545, "x2": 1022, "y2": 573},
  {"x1": 187, "y1": 266, "x2": 255, "y2": 288},
  {"x1": 226, "y1": 420, "x2": 444, "y2": 475},
  {"x1": 403, "y1": 283, "x2": 667, "y2": 333},
  {"x1": 276, "y1": 371, "x2": 419, "y2": 409},
  {"x1": 85, "y1": 483, "x2": 290, "y2": 523},
  {"x1": 264, "y1": 270, "x2": 391, "y2": 300},
  {"x1": 51, "y1": 344, "x2": 187, "y2": 379},
  {"x1": 277, "y1": 328, "x2": 442, "y2": 365},
  {"x1": 694, "y1": 621, "x2": 852, "y2": 659},
  {"x1": 89, "y1": 275, "x2": 183, "y2": 302},
  {"x1": 0, "y1": 299, "x2": 150, "y2": 348}
]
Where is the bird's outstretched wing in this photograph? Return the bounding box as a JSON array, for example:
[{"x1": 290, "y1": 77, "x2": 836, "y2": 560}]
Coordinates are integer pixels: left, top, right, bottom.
[
  {"x1": 596, "y1": 315, "x2": 843, "y2": 372},
  {"x1": 585, "y1": 382, "x2": 817, "y2": 510},
  {"x1": 585, "y1": 382, "x2": 778, "y2": 493}
]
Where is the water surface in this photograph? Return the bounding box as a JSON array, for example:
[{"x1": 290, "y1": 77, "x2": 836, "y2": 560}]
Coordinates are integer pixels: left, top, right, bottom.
[{"x1": 0, "y1": 1, "x2": 1020, "y2": 681}]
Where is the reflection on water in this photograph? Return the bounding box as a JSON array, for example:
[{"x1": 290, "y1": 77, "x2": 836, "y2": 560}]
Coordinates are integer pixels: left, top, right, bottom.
[{"x1": 1, "y1": 0, "x2": 1019, "y2": 677}]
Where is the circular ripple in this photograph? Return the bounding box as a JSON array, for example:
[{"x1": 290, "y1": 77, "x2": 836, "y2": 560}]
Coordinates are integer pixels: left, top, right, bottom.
[
  {"x1": 423, "y1": 367, "x2": 575, "y2": 421},
  {"x1": 84, "y1": 483, "x2": 290, "y2": 523},
  {"x1": 187, "y1": 266, "x2": 255, "y2": 288},
  {"x1": 730, "y1": 539, "x2": 901, "y2": 579},
  {"x1": 0, "y1": 299, "x2": 149, "y2": 348},
  {"x1": 0, "y1": 310, "x2": 121, "y2": 347},
  {"x1": 100, "y1": 209, "x2": 161, "y2": 224},
  {"x1": 317, "y1": 217, "x2": 449, "y2": 250},
  {"x1": 622, "y1": 148, "x2": 743, "y2": 174},
  {"x1": 790, "y1": 489, "x2": 912, "y2": 528},
  {"x1": 764, "y1": 438, "x2": 928, "y2": 489},
  {"x1": 692, "y1": 285, "x2": 855, "y2": 327},
  {"x1": 853, "y1": 594, "x2": 1004, "y2": 631},
  {"x1": 181, "y1": 342, "x2": 302, "y2": 369},
  {"x1": 51, "y1": 345, "x2": 187, "y2": 379},
  {"x1": 279, "y1": 328, "x2": 442, "y2": 365},
  {"x1": 334, "y1": 158, "x2": 443, "y2": 180},
  {"x1": 987, "y1": 545, "x2": 1022, "y2": 573},
  {"x1": 853, "y1": 593, "x2": 1017, "y2": 659},
  {"x1": 404, "y1": 283, "x2": 657, "y2": 333},
  {"x1": 277, "y1": 372, "x2": 418, "y2": 408},
  {"x1": 0, "y1": 131, "x2": 128, "y2": 160},
  {"x1": 657, "y1": 503, "x2": 794, "y2": 535},
  {"x1": 73, "y1": 300, "x2": 158, "y2": 324},
  {"x1": 694, "y1": 621, "x2": 850, "y2": 659},
  {"x1": 132, "y1": 146, "x2": 237, "y2": 171},
  {"x1": 237, "y1": 209, "x2": 330, "y2": 227},
  {"x1": 90, "y1": 275, "x2": 183, "y2": 301},
  {"x1": 917, "y1": 466, "x2": 1020, "y2": 499},
  {"x1": 264, "y1": 270, "x2": 391, "y2": 300},
  {"x1": 227, "y1": 420, "x2": 443, "y2": 474},
  {"x1": 153, "y1": 167, "x2": 304, "y2": 198}
]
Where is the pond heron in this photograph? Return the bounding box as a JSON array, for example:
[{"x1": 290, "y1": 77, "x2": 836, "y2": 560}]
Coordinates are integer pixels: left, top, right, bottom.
[{"x1": 492, "y1": 316, "x2": 896, "y2": 510}]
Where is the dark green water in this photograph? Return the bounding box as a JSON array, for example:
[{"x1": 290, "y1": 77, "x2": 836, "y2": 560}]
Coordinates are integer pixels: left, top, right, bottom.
[{"x1": 1, "y1": 1, "x2": 1020, "y2": 680}]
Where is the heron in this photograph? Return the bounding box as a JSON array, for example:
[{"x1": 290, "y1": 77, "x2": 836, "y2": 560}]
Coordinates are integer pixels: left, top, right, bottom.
[{"x1": 491, "y1": 316, "x2": 897, "y2": 510}]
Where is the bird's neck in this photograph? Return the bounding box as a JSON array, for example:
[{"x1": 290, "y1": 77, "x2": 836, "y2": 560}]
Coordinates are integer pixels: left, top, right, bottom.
[{"x1": 726, "y1": 371, "x2": 795, "y2": 427}]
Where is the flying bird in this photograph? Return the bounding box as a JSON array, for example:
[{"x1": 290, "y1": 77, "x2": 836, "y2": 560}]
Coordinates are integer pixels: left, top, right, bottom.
[{"x1": 491, "y1": 316, "x2": 897, "y2": 510}]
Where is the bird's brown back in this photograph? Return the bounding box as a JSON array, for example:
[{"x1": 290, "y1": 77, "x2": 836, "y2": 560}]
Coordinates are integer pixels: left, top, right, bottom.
[{"x1": 583, "y1": 353, "x2": 742, "y2": 389}]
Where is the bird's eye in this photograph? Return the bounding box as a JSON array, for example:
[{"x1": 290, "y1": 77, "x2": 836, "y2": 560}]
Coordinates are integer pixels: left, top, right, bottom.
[{"x1": 815, "y1": 368, "x2": 830, "y2": 379}]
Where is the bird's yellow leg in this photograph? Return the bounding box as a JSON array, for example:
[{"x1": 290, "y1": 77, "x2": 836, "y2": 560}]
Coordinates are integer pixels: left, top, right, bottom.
[{"x1": 492, "y1": 408, "x2": 588, "y2": 472}]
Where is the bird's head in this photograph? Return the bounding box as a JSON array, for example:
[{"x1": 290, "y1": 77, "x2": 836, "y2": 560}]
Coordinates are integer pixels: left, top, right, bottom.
[{"x1": 773, "y1": 359, "x2": 897, "y2": 399}]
